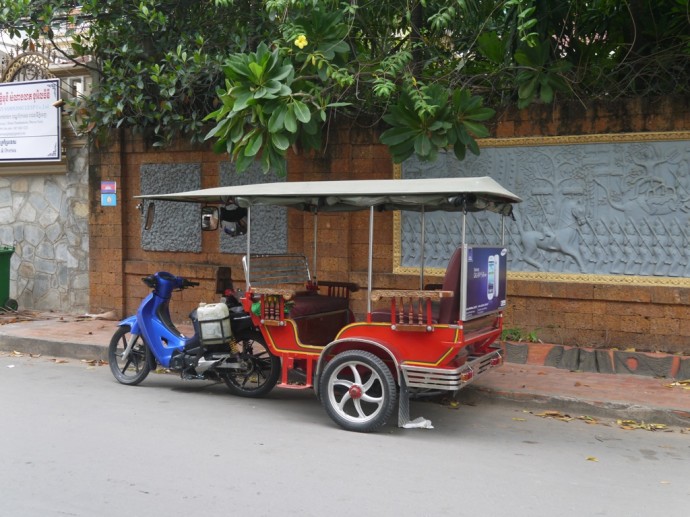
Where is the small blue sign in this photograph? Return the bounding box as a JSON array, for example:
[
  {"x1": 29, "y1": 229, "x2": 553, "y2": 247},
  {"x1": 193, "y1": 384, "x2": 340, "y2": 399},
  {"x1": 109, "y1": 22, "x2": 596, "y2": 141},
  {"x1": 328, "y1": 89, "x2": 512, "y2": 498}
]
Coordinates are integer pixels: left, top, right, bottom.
[{"x1": 101, "y1": 193, "x2": 117, "y2": 206}]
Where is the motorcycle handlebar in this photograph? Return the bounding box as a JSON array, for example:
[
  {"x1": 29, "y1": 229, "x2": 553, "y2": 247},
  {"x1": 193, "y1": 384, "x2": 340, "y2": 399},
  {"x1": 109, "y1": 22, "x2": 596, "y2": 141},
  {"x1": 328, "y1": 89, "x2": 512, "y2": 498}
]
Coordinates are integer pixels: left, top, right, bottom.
[{"x1": 141, "y1": 274, "x2": 199, "y2": 290}]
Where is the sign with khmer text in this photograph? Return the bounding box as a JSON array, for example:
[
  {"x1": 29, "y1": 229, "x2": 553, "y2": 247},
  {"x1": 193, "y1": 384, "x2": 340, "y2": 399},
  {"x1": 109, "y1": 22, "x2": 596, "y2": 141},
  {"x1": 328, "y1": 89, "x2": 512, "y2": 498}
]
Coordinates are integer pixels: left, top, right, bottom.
[{"x1": 0, "y1": 79, "x2": 61, "y2": 163}]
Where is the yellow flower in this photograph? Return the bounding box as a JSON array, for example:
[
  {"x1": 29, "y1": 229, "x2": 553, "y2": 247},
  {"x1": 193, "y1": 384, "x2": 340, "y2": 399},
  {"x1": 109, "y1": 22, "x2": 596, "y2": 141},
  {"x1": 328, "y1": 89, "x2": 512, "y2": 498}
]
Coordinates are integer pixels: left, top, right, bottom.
[{"x1": 294, "y1": 34, "x2": 308, "y2": 49}]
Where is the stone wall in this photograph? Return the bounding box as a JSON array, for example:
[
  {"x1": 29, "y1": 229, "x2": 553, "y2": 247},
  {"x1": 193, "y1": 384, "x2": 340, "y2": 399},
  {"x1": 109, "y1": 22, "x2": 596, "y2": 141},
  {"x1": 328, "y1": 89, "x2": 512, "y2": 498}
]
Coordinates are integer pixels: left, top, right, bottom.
[
  {"x1": 0, "y1": 138, "x2": 89, "y2": 311},
  {"x1": 89, "y1": 97, "x2": 690, "y2": 354}
]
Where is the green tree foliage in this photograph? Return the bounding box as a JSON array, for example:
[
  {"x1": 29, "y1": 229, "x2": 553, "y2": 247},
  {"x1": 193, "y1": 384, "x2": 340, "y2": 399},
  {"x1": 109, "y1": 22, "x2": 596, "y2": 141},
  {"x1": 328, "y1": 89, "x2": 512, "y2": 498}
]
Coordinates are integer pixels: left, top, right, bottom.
[{"x1": 2, "y1": 0, "x2": 689, "y2": 173}]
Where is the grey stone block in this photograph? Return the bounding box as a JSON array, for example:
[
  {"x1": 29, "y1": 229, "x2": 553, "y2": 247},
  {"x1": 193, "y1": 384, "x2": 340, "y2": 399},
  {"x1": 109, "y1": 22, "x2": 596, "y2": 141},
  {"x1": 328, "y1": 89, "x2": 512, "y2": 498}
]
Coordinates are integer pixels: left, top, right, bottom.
[
  {"x1": 676, "y1": 358, "x2": 690, "y2": 380},
  {"x1": 545, "y1": 345, "x2": 564, "y2": 368},
  {"x1": 503, "y1": 342, "x2": 528, "y2": 364},
  {"x1": 614, "y1": 352, "x2": 674, "y2": 377},
  {"x1": 595, "y1": 350, "x2": 615, "y2": 374},
  {"x1": 559, "y1": 347, "x2": 582, "y2": 371}
]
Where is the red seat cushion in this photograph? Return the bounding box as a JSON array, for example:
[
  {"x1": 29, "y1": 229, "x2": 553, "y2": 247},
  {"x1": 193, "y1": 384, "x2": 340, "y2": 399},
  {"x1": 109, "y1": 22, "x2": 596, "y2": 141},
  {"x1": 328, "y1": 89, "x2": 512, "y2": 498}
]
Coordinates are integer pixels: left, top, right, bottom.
[{"x1": 289, "y1": 293, "x2": 349, "y2": 318}]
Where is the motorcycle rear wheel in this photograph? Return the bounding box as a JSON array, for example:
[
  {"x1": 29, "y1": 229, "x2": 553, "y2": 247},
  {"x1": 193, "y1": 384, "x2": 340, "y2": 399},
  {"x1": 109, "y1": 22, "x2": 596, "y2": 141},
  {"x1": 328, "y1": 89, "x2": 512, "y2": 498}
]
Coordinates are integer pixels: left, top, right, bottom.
[
  {"x1": 221, "y1": 330, "x2": 280, "y2": 397},
  {"x1": 108, "y1": 325, "x2": 152, "y2": 386}
]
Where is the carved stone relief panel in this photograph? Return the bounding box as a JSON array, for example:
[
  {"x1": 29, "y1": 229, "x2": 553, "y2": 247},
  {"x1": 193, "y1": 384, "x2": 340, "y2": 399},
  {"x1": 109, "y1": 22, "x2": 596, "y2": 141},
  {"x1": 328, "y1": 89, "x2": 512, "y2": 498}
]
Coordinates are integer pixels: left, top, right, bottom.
[
  {"x1": 219, "y1": 162, "x2": 287, "y2": 255},
  {"x1": 401, "y1": 135, "x2": 690, "y2": 279}
]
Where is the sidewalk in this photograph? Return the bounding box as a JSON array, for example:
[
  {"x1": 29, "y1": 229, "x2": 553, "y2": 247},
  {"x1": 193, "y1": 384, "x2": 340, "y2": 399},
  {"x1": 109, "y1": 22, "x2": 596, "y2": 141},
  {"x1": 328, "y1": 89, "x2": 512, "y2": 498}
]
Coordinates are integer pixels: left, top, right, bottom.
[{"x1": 1, "y1": 310, "x2": 689, "y2": 428}]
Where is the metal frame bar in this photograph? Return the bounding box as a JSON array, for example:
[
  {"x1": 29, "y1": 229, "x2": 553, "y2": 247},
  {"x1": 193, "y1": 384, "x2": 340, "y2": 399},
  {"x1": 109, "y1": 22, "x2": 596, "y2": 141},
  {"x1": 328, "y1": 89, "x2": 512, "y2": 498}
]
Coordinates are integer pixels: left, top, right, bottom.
[
  {"x1": 245, "y1": 206, "x2": 252, "y2": 290},
  {"x1": 367, "y1": 206, "x2": 374, "y2": 314}
]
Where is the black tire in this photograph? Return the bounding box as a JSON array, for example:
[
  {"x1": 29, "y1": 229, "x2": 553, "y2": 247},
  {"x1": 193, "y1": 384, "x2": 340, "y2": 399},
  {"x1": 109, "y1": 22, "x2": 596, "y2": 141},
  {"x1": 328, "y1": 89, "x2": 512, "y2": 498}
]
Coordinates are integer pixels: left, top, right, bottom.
[
  {"x1": 319, "y1": 350, "x2": 397, "y2": 433},
  {"x1": 108, "y1": 325, "x2": 152, "y2": 386},
  {"x1": 221, "y1": 330, "x2": 280, "y2": 398}
]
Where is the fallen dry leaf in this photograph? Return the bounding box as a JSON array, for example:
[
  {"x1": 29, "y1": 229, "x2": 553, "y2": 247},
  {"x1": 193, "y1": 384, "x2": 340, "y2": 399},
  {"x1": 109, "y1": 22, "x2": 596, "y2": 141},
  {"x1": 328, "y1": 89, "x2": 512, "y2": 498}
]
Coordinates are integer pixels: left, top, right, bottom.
[
  {"x1": 512, "y1": 417, "x2": 527, "y2": 422},
  {"x1": 51, "y1": 358, "x2": 68, "y2": 364},
  {"x1": 616, "y1": 419, "x2": 669, "y2": 431},
  {"x1": 81, "y1": 359, "x2": 107, "y2": 366},
  {"x1": 665, "y1": 379, "x2": 690, "y2": 390},
  {"x1": 11, "y1": 350, "x2": 24, "y2": 357},
  {"x1": 533, "y1": 410, "x2": 573, "y2": 422},
  {"x1": 586, "y1": 456, "x2": 598, "y2": 462}
]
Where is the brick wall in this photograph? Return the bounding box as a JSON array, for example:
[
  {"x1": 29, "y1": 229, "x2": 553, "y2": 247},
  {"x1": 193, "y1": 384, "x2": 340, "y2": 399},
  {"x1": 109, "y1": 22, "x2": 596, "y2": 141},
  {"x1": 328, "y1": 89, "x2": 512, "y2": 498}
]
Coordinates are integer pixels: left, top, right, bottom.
[{"x1": 89, "y1": 97, "x2": 690, "y2": 354}]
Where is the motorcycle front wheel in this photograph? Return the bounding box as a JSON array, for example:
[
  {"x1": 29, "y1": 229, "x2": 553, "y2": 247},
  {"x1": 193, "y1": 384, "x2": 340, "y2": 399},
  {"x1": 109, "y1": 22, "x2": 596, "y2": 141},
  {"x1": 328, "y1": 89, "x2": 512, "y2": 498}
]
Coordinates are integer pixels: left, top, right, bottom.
[
  {"x1": 108, "y1": 325, "x2": 152, "y2": 386},
  {"x1": 221, "y1": 330, "x2": 280, "y2": 397}
]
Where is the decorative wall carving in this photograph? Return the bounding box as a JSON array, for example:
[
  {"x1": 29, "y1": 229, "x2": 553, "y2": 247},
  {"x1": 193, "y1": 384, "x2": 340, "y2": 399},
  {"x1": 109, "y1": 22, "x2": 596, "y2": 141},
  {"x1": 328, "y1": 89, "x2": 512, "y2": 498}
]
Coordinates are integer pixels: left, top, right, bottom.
[{"x1": 399, "y1": 133, "x2": 690, "y2": 285}]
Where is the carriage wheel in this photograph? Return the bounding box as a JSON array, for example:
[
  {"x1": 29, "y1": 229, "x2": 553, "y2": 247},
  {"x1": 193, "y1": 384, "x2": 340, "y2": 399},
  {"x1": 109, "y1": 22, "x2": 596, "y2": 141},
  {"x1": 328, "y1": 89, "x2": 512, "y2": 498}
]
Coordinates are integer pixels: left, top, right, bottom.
[{"x1": 319, "y1": 350, "x2": 397, "y2": 433}]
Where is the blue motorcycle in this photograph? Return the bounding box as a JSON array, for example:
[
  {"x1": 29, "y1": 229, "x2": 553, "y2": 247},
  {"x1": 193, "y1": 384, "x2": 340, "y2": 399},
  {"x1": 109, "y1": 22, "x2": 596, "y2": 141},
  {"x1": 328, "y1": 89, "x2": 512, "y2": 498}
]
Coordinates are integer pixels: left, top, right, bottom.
[{"x1": 108, "y1": 270, "x2": 281, "y2": 397}]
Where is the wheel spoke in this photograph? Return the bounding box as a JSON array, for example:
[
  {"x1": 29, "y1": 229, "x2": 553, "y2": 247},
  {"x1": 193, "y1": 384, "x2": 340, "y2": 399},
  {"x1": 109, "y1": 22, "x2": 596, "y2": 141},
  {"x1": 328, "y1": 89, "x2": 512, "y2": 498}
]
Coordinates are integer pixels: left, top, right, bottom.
[
  {"x1": 121, "y1": 355, "x2": 133, "y2": 374},
  {"x1": 361, "y1": 373, "x2": 379, "y2": 392},
  {"x1": 333, "y1": 378, "x2": 353, "y2": 389},
  {"x1": 336, "y1": 391, "x2": 352, "y2": 411},
  {"x1": 360, "y1": 392, "x2": 383, "y2": 404},
  {"x1": 348, "y1": 364, "x2": 363, "y2": 385},
  {"x1": 352, "y1": 399, "x2": 367, "y2": 418}
]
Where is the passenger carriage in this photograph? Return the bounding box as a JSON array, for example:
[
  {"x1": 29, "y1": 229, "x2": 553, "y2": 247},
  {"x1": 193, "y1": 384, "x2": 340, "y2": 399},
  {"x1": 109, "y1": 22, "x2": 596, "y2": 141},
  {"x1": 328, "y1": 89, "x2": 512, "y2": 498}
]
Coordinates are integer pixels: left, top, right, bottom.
[{"x1": 140, "y1": 176, "x2": 521, "y2": 432}]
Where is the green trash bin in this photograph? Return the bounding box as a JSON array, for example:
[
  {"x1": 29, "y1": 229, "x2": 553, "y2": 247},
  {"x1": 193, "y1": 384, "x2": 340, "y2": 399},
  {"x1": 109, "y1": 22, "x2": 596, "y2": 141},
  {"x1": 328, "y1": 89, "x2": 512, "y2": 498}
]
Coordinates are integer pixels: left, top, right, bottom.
[{"x1": 0, "y1": 245, "x2": 17, "y2": 311}]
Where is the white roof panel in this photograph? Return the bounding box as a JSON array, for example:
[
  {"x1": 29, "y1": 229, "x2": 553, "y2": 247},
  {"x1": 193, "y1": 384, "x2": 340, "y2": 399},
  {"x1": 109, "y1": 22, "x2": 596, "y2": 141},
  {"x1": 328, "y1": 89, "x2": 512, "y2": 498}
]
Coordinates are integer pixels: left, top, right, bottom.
[{"x1": 136, "y1": 176, "x2": 521, "y2": 214}]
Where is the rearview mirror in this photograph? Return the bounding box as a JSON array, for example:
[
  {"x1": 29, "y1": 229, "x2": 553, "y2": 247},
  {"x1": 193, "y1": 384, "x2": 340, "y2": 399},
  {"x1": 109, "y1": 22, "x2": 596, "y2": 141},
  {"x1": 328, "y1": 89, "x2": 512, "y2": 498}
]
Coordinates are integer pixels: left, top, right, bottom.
[{"x1": 201, "y1": 206, "x2": 219, "y2": 231}]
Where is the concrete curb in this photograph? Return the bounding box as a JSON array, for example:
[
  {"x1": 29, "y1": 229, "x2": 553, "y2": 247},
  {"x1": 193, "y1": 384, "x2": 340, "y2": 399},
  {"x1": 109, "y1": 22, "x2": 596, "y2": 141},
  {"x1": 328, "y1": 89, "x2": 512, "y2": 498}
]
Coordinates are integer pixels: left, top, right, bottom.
[
  {"x1": 462, "y1": 385, "x2": 690, "y2": 428},
  {"x1": 0, "y1": 336, "x2": 109, "y2": 362}
]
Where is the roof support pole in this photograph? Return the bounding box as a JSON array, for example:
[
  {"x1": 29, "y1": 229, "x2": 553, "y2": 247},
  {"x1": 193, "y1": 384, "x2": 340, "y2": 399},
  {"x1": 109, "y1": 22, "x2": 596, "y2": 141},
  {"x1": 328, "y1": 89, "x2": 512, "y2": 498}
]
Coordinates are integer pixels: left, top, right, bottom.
[
  {"x1": 367, "y1": 206, "x2": 374, "y2": 314},
  {"x1": 501, "y1": 215, "x2": 505, "y2": 246},
  {"x1": 245, "y1": 206, "x2": 252, "y2": 290},
  {"x1": 312, "y1": 211, "x2": 318, "y2": 284},
  {"x1": 420, "y1": 206, "x2": 425, "y2": 290}
]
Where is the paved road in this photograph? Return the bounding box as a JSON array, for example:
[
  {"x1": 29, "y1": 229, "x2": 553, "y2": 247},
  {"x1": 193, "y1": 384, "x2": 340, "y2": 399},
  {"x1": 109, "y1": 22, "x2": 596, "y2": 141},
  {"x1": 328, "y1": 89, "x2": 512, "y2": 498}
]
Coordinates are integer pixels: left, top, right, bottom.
[{"x1": 1, "y1": 353, "x2": 688, "y2": 517}]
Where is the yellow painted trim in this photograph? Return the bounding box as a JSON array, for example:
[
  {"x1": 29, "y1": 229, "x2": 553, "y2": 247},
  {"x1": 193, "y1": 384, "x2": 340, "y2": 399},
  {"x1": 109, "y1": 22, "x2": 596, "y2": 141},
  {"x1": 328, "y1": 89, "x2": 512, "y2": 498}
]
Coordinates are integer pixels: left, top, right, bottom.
[
  {"x1": 262, "y1": 319, "x2": 323, "y2": 356},
  {"x1": 478, "y1": 131, "x2": 690, "y2": 148}
]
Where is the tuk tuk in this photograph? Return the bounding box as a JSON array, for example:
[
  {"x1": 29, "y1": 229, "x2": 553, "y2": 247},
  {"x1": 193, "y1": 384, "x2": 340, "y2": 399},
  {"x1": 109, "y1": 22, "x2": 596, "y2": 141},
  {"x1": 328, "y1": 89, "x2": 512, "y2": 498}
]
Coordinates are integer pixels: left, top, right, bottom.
[{"x1": 137, "y1": 176, "x2": 521, "y2": 432}]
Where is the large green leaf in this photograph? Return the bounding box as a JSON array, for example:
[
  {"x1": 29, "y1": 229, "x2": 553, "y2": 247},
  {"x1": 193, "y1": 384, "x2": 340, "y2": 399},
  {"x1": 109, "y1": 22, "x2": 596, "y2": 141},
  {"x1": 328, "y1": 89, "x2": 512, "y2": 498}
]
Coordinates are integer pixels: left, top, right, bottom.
[
  {"x1": 477, "y1": 31, "x2": 505, "y2": 64},
  {"x1": 271, "y1": 132, "x2": 291, "y2": 150},
  {"x1": 284, "y1": 106, "x2": 297, "y2": 133},
  {"x1": 380, "y1": 127, "x2": 418, "y2": 146},
  {"x1": 244, "y1": 132, "x2": 263, "y2": 157},
  {"x1": 293, "y1": 100, "x2": 311, "y2": 123},
  {"x1": 268, "y1": 104, "x2": 287, "y2": 133}
]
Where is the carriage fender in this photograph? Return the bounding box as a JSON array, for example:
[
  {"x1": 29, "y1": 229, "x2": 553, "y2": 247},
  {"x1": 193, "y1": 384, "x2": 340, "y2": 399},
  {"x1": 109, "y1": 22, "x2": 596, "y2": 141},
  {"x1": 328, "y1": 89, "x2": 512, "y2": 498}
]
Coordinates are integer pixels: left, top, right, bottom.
[{"x1": 314, "y1": 337, "x2": 402, "y2": 398}]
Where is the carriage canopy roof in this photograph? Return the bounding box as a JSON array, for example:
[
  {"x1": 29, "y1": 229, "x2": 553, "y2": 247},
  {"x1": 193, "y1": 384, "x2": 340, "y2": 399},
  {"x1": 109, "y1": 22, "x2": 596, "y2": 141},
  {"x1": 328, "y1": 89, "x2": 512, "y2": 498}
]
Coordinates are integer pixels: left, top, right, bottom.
[{"x1": 136, "y1": 176, "x2": 521, "y2": 214}]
